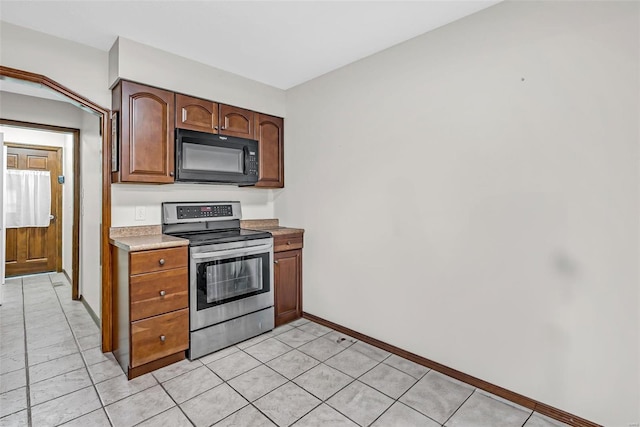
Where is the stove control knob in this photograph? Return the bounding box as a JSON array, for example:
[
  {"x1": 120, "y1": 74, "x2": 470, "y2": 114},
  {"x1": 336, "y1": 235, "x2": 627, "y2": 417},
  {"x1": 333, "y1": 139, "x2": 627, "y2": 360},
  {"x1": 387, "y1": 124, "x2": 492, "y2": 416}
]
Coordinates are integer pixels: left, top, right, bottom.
[
  {"x1": 159, "y1": 335, "x2": 166, "y2": 342},
  {"x1": 159, "y1": 290, "x2": 166, "y2": 297},
  {"x1": 159, "y1": 258, "x2": 165, "y2": 266}
]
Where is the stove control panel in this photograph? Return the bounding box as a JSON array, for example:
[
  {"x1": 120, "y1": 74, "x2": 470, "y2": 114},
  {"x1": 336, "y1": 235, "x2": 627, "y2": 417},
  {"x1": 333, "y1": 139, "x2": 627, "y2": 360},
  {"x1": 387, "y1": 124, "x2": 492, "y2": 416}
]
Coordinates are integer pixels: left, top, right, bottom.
[{"x1": 177, "y1": 204, "x2": 233, "y2": 219}]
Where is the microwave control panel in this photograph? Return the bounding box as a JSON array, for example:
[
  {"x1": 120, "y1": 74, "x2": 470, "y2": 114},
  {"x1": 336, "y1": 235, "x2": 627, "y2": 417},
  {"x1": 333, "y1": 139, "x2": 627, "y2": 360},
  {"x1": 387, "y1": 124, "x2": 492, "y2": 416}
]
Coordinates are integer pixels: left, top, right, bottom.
[
  {"x1": 248, "y1": 151, "x2": 258, "y2": 176},
  {"x1": 177, "y1": 204, "x2": 233, "y2": 219}
]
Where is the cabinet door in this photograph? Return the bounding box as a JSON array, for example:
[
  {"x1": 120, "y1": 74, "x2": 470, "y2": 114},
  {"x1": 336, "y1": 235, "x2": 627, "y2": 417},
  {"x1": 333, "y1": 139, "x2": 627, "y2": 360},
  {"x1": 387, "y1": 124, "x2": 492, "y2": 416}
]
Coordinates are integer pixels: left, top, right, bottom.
[
  {"x1": 274, "y1": 249, "x2": 302, "y2": 326},
  {"x1": 255, "y1": 114, "x2": 284, "y2": 188},
  {"x1": 175, "y1": 94, "x2": 218, "y2": 134},
  {"x1": 219, "y1": 104, "x2": 255, "y2": 139},
  {"x1": 119, "y1": 81, "x2": 175, "y2": 183}
]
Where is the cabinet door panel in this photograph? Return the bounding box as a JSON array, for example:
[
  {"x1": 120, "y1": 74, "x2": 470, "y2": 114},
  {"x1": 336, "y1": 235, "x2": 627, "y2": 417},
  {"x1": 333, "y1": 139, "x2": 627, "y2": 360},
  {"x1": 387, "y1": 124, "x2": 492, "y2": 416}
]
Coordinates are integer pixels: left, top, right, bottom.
[
  {"x1": 176, "y1": 94, "x2": 218, "y2": 134},
  {"x1": 255, "y1": 114, "x2": 284, "y2": 188},
  {"x1": 274, "y1": 249, "x2": 302, "y2": 326},
  {"x1": 219, "y1": 104, "x2": 255, "y2": 139},
  {"x1": 120, "y1": 81, "x2": 175, "y2": 183}
]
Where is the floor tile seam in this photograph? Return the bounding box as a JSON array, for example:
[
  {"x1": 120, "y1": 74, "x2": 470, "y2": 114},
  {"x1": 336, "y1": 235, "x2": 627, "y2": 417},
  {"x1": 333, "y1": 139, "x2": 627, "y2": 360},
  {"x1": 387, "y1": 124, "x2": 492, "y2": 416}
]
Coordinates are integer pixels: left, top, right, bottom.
[
  {"x1": 393, "y1": 375, "x2": 443, "y2": 426},
  {"x1": 153, "y1": 379, "x2": 196, "y2": 427},
  {"x1": 242, "y1": 343, "x2": 297, "y2": 363},
  {"x1": 348, "y1": 345, "x2": 392, "y2": 365},
  {"x1": 51, "y1": 279, "x2": 114, "y2": 427},
  {"x1": 381, "y1": 359, "x2": 431, "y2": 380},
  {"x1": 19, "y1": 280, "x2": 34, "y2": 427},
  {"x1": 0, "y1": 395, "x2": 29, "y2": 421},
  {"x1": 357, "y1": 369, "x2": 419, "y2": 402},
  {"x1": 0, "y1": 373, "x2": 27, "y2": 395},
  {"x1": 520, "y1": 411, "x2": 535, "y2": 427},
  {"x1": 34, "y1": 386, "x2": 104, "y2": 427},
  {"x1": 96, "y1": 375, "x2": 159, "y2": 407},
  {"x1": 28, "y1": 366, "x2": 90, "y2": 389},
  {"x1": 323, "y1": 396, "x2": 377, "y2": 427},
  {"x1": 292, "y1": 369, "x2": 358, "y2": 403},
  {"x1": 29, "y1": 382, "x2": 95, "y2": 412},
  {"x1": 440, "y1": 387, "x2": 477, "y2": 426}
]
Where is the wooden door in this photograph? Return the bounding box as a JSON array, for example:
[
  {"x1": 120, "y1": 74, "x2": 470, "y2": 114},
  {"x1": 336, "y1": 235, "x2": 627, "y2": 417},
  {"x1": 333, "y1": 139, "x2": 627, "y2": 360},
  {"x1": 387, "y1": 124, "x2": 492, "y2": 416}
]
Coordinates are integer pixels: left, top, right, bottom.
[
  {"x1": 5, "y1": 144, "x2": 62, "y2": 276},
  {"x1": 274, "y1": 249, "x2": 302, "y2": 326},
  {"x1": 219, "y1": 104, "x2": 256, "y2": 139},
  {"x1": 115, "y1": 80, "x2": 175, "y2": 183},
  {"x1": 175, "y1": 94, "x2": 219, "y2": 134},
  {"x1": 255, "y1": 114, "x2": 284, "y2": 188}
]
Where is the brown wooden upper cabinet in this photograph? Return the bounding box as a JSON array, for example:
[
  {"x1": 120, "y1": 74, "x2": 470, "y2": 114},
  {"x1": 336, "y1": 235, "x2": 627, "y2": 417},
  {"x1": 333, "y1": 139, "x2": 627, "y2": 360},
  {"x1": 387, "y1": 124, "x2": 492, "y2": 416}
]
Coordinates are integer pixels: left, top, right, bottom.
[
  {"x1": 175, "y1": 94, "x2": 219, "y2": 134},
  {"x1": 255, "y1": 114, "x2": 284, "y2": 188},
  {"x1": 219, "y1": 104, "x2": 255, "y2": 139},
  {"x1": 112, "y1": 81, "x2": 175, "y2": 183}
]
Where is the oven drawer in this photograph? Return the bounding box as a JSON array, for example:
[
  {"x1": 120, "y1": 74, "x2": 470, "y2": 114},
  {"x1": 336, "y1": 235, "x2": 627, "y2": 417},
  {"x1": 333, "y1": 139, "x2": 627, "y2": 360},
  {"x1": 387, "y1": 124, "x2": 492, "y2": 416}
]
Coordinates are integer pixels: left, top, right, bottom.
[
  {"x1": 274, "y1": 234, "x2": 303, "y2": 252},
  {"x1": 130, "y1": 268, "x2": 188, "y2": 321},
  {"x1": 131, "y1": 308, "x2": 189, "y2": 368},
  {"x1": 130, "y1": 246, "x2": 187, "y2": 275}
]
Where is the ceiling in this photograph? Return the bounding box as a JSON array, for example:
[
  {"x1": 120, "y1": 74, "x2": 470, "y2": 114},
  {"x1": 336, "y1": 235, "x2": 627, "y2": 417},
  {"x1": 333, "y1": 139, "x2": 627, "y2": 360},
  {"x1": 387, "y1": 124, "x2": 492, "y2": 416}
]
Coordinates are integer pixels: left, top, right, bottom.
[{"x1": 0, "y1": 1, "x2": 500, "y2": 90}]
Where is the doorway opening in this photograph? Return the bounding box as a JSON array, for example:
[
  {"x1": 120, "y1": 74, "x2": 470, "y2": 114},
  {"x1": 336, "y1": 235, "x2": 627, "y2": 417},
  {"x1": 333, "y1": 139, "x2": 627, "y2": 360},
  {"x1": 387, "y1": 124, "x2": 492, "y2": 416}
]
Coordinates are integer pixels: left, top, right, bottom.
[
  {"x1": 0, "y1": 66, "x2": 113, "y2": 352},
  {"x1": 1, "y1": 123, "x2": 81, "y2": 302}
]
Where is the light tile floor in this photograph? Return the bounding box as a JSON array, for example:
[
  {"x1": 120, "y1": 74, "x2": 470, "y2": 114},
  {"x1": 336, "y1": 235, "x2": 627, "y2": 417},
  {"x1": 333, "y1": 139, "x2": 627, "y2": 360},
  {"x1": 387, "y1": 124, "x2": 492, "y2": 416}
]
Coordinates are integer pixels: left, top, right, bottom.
[{"x1": 1, "y1": 274, "x2": 570, "y2": 427}]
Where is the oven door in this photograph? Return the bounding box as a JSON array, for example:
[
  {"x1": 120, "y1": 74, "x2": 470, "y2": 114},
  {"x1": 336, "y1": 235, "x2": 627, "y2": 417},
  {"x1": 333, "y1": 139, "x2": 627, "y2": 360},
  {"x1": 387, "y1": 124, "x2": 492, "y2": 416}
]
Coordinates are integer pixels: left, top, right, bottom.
[{"x1": 189, "y1": 239, "x2": 273, "y2": 331}]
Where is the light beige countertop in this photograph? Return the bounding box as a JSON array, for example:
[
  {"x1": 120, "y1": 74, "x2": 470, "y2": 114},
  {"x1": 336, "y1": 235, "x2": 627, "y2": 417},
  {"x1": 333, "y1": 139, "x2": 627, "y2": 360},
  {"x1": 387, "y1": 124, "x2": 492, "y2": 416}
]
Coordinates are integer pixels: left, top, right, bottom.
[
  {"x1": 241, "y1": 219, "x2": 304, "y2": 236},
  {"x1": 109, "y1": 226, "x2": 189, "y2": 252}
]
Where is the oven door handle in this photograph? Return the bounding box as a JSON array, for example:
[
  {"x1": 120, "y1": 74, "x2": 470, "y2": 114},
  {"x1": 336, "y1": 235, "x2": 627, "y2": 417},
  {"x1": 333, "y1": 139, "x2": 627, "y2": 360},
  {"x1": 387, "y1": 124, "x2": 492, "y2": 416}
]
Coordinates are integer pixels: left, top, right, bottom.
[{"x1": 191, "y1": 243, "x2": 273, "y2": 260}]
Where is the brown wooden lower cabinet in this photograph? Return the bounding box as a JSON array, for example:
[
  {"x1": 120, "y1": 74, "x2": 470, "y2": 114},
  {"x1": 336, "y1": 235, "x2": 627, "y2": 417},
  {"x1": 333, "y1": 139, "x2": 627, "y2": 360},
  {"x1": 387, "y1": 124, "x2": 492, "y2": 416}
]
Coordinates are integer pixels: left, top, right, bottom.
[
  {"x1": 274, "y1": 232, "x2": 304, "y2": 327},
  {"x1": 112, "y1": 245, "x2": 189, "y2": 379}
]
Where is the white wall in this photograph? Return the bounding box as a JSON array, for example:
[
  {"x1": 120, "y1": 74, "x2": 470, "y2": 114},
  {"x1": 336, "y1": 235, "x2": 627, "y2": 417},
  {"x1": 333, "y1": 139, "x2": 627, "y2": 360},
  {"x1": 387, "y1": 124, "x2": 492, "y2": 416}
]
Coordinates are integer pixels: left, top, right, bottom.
[
  {"x1": 112, "y1": 37, "x2": 286, "y2": 116},
  {"x1": 0, "y1": 21, "x2": 110, "y2": 108},
  {"x1": 0, "y1": 124, "x2": 74, "y2": 277},
  {"x1": 0, "y1": 92, "x2": 104, "y2": 318},
  {"x1": 109, "y1": 37, "x2": 286, "y2": 226},
  {"x1": 278, "y1": 1, "x2": 639, "y2": 426},
  {"x1": 79, "y1": 112, "x2": 102, "y2": 316}
]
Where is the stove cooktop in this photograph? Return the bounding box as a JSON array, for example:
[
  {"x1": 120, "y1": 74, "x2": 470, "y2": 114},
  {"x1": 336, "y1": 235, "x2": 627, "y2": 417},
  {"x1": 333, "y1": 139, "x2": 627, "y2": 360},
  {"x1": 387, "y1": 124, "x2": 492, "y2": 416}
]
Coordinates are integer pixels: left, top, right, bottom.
[{"x1": 173, "y1": 228, "x2": 272, "y2": 246}]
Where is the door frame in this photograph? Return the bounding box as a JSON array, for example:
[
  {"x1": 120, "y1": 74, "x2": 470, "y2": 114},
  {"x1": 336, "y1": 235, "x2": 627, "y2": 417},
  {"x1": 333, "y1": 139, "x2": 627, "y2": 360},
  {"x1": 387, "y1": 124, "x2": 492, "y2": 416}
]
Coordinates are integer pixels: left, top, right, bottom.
[
  {"x1": 2, "y1": 125, "x2": 79, "y2": 295},
  {"x1": 0, "y1": 65, "x2": 113, "y2": 352}
]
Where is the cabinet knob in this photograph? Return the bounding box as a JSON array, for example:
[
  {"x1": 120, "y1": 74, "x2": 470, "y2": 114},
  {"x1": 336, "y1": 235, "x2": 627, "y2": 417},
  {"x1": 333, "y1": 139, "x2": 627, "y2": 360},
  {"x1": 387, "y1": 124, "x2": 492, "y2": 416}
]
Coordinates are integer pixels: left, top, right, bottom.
[
  {"x1": 287, "y1": 241, "x2": 291, "y2": 245},
  {"x1": 169, "y1": 171, "x2": 174, "y2": 177},
  {"x1": 159, "y1": 335, "x2": 166, "y2": 342},
  {"x1": 159, "y1": 258, "x2": 165, "y2": 266},
  {"x1": 214, "y1": 126, "x2": 219, "y2": 130},
  {"x1": 159, "y1": 290, "x2": 166, "y2": 296},
  {"x1": 274, "y1": 260, "x2": 279, "y2": 264}
]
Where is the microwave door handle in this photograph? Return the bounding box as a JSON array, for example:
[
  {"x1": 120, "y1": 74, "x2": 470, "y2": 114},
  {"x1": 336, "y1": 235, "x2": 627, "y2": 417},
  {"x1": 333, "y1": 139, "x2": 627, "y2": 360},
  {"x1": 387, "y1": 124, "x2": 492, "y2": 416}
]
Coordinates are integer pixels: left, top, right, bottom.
[
  {"x1": 243, "y1": 146, "x2": 250, "y2": 175},
  {"x1": 192, "y1": 243, "x2": 273, "y2": 260}
]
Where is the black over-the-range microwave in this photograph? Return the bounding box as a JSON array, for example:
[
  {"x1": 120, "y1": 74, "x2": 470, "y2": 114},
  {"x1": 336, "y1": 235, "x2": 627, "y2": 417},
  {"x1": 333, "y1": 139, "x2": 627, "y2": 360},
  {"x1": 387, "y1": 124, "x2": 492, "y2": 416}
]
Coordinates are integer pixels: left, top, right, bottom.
[{"x1": 175, "y1": 128, "x2": 259, "y2": 186}]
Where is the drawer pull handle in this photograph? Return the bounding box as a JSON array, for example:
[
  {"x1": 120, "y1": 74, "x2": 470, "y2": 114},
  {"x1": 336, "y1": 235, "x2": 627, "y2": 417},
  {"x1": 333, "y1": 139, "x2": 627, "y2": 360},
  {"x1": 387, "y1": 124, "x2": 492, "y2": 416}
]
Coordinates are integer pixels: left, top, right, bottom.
[
  {"x1": 159, "y1": 290, "x2": 166, "y2": 297},
  {"x1": 159, "y1": 259, "x2": 165, "y2": 266},
  {"x1": 160, "y1": 335, "x2": 166, "y2": 342}
]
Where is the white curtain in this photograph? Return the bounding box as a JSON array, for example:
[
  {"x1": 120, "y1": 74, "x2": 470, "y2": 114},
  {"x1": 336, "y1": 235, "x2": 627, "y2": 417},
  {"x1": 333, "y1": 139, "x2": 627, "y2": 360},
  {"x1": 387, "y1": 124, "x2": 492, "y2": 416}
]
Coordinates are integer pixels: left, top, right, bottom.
[{"x1": 5, "y1": 169, "x2": 51, "y2": 228}]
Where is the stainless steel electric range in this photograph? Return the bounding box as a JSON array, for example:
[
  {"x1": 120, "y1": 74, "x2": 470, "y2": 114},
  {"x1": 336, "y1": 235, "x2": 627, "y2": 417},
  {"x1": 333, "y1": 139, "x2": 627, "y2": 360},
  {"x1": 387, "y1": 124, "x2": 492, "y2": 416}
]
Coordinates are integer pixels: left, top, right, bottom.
[{"x1": 162, "y1": 201, "x2": 274, "y2": 360}]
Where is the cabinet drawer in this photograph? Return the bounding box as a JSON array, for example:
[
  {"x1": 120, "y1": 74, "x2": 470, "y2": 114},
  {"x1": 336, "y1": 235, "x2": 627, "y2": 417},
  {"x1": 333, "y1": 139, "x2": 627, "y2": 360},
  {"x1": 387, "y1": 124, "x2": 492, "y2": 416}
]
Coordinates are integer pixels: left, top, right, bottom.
[
  {"x1": 274, "y1": 234, "x2": 303, "y2": 252},
  {"x1": 130, "y1": 268, "x2": 188, "y2": 321},
  {"x1": 131, "y1": 309, "x2": 189, "y2": 368},
  {"x1": 130, "y1": 247, "x2": 187, "y2": 275}
]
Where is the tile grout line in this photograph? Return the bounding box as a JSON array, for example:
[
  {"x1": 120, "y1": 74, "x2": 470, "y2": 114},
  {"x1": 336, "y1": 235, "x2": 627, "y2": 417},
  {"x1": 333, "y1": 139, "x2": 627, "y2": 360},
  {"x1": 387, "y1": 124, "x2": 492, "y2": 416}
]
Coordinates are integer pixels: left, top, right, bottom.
[
  {"x1": 20, "y1": 278, "x2": 34, "y2": 427},
  {"x1": 50, "y1": 276, "x2": 114, "y2": 427},
  {"x1": 441, "y1": 388, "x2": 477, "y2": 426},
  {"x1": 151, "y1": 381, "x2": 196, "y2": 427}
]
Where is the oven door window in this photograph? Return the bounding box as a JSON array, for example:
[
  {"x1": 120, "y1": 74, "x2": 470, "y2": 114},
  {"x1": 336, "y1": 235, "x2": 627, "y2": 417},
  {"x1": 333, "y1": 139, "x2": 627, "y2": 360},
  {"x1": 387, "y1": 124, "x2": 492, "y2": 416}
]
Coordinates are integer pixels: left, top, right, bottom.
[
  {"x1": 183, "y1": 142, "x2": 243, "y2": 174},
  {"x1": 196, "y1": 253, "x2": 269, "y2": 310}
]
